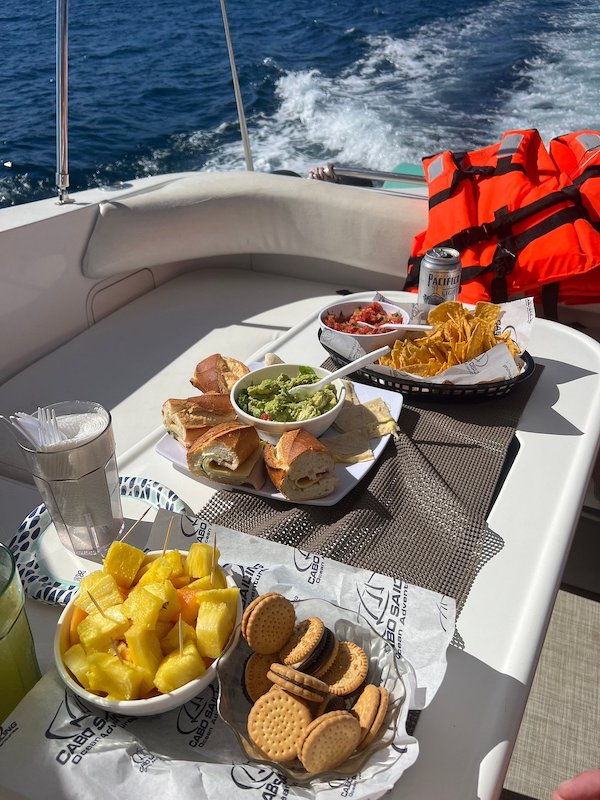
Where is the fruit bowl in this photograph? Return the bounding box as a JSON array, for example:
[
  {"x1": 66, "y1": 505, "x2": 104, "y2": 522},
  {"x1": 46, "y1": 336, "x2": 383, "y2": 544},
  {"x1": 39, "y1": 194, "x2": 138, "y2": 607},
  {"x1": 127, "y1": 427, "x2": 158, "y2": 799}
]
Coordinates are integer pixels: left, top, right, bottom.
[
  {"x1": 54, "y1": 550, "x2": 242, "y2": 716},
  {"x1": 216, "y1": 596, "x2": 414, "y2": 783}
]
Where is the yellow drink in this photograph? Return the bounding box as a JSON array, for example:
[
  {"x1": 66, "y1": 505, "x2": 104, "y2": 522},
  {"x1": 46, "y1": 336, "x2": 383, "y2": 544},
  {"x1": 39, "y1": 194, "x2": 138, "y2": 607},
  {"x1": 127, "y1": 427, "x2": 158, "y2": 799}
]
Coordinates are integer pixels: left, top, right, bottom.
[{"x1": 0, "y1": 544, "x2": 41, "y2": 723}]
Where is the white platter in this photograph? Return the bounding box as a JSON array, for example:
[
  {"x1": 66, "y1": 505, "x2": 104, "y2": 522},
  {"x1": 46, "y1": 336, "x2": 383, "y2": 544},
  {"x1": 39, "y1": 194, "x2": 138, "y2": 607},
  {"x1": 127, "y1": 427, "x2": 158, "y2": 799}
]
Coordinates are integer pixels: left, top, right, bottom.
[{"x1": 155, "y1": 379, "x2": 403, "y2": 506}]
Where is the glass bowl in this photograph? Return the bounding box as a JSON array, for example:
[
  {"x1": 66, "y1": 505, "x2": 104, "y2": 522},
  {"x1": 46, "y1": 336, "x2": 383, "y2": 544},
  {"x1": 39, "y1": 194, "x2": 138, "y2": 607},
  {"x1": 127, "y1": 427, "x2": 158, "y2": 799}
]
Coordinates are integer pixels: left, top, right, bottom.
[{"x1": 216, "y1": 596, "x2": 413, "y2": 783}]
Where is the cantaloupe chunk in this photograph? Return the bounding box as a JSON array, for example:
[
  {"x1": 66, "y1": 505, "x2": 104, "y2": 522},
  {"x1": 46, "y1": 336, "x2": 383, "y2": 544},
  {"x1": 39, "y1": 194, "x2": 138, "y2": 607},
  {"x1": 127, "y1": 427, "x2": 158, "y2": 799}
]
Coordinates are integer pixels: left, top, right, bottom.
[{"x1": 176, "y1": 587, "x2": 200, "y2": 626}]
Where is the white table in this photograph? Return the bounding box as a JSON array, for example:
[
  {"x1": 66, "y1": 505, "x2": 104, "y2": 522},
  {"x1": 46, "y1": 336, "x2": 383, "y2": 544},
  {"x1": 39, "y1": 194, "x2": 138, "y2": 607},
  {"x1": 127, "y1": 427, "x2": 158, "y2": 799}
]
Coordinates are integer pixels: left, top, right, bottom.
[{"x1": 4, "y1": 291, "x2": 600, "y2": 800}]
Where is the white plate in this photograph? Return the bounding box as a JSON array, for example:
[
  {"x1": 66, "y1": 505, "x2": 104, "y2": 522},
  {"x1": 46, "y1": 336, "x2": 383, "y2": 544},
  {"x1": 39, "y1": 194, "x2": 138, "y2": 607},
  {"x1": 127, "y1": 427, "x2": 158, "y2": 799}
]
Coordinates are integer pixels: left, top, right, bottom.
[{"x1": 155, "y1": 380, "x2": 403, "y2": 506}]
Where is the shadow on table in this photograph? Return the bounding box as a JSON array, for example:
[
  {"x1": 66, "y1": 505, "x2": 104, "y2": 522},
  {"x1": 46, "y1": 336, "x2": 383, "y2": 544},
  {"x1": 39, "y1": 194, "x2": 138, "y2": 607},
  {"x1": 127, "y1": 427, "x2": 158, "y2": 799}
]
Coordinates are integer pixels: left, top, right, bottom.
[
  {"x1": 518, "y1": 357, "x2": 597, "y2": 436},
  {"x1": 397, "y1": 646, "x2": 529, "y2": 800}
]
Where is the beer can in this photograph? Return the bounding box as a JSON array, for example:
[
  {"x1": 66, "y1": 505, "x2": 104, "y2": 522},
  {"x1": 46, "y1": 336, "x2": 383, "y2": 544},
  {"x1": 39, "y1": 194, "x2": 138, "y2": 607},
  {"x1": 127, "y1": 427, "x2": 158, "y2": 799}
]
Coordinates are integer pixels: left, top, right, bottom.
[{"x1": 417, "y1": 247, "x2": 462, "y2": 305}]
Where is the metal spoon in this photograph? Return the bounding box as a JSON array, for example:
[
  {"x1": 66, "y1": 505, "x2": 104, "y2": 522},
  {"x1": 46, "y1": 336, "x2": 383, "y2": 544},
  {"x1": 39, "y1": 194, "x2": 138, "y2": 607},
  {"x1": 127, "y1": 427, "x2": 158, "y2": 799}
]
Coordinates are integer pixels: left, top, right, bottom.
[
  {"x1": 355, "y1": 320, "x2": 433, "y2": 332},
  {"x1": 288, "y1": 346, "x2": 391, "y2": 399}
]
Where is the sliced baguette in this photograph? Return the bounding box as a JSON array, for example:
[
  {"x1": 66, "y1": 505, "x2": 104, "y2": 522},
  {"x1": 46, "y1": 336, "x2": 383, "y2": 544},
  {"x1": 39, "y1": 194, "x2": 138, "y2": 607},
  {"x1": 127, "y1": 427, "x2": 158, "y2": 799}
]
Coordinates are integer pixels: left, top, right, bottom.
[
  {"x1": 263, "y1": 429, "x2": 338, "y2": 500},
  {"x1": 162, "y1": 393, "x2": 237, "y2": 448},
  {"x1": 190, "y1": 354, "x2": 250, "y2": 394},
  {"x1": 187, "y1": 421, "x2": 266, "y2": 489}
]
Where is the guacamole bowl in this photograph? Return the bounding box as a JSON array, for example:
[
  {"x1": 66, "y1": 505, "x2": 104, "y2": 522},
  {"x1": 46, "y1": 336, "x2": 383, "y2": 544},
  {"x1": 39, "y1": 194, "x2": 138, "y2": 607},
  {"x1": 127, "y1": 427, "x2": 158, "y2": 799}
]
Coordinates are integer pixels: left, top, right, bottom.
[{"x1": 231, "y1": 364, "x2": 346, "y2": 442}]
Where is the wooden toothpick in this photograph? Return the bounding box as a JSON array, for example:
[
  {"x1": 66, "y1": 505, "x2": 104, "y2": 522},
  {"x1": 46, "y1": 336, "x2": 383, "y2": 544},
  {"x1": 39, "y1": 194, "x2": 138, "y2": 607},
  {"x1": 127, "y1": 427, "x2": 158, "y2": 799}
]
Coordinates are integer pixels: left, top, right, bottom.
[
  {"x1": 120, "y1": 506, "x2": 151, "y2": 542},
  {"x1": 210, "y1": 532, "x2": 217, "y2": 587},
  {"x1": 162, "y1": 516, "x2": 174, "y2": 557},
  {"x1": 110, "y1": 638, "x2": 124, "y2": 662},
  {"x1": 88, "y1": 591, "x2": 107, "y2": 617},
  {"x1": 178, "y1": 613, "x2": 183, "y2": 656}
]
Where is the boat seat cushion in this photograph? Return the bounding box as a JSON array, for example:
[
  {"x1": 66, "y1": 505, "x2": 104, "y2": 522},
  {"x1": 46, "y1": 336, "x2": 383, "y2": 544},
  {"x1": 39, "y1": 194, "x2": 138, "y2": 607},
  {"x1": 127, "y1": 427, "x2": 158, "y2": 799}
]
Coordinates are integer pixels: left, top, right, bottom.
[
  {"x1": 0, "y1": 267, "x2": 353, "y2": 483},
  {"x1": 82, "y1": 171, "x2": 427, "y2": 285}
]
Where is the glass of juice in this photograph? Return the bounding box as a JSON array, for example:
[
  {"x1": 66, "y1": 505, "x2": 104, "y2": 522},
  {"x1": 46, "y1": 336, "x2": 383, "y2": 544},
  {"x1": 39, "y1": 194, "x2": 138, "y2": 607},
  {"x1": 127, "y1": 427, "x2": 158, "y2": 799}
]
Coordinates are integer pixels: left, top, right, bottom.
[{"x1": 0, "y1": 543, "x2": 41, "y2": 722}]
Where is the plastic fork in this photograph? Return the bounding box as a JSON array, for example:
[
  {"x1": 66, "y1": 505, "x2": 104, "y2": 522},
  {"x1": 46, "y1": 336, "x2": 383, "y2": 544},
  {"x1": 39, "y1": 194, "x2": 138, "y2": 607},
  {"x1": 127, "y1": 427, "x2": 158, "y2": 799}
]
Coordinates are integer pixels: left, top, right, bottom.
[
  {"x1": 37, "y1": 406, "x2": 65, "y2": 447},
  {"x1": 355, "y1": 320, "x2": 433, "y2": 332}
]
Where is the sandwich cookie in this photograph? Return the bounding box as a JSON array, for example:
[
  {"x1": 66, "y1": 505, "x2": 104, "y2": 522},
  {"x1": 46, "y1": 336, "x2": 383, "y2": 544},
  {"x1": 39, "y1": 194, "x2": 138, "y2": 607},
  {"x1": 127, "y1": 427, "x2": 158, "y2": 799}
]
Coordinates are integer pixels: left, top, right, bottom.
[
  {"x1": 320, "y1": 641, "x2": 369, "y2": 696},
  {"x1": 356, "y1": 686, "x2": 390, "y2": 750},
  {"x1": 247, "y1": 687, "x2": 312, "y2": 763},
  {"x1": 298, "y1": 710, "x2": 361, "y2": 773},
  {"x1": 267, "y1": 663, "x2": 329, "y2": 703},
  {"x1": 302, "y1": 628, "x2": 339, "y2": 678},
  {"x1": 349, "y1": 684, "x2": 381, "y2": 744},
  {"x1": 313, "y1": 693, "x2": 347, "y2": 717},
  {"x1": 278, "y1": 617, "x2": 325, "y2": 667},
  {"x1": 242, "y1": 593, "x2": 296, "y2": 655},
  {"x1": 243, "y1": 653, "x2": 275, "y2": 703}
]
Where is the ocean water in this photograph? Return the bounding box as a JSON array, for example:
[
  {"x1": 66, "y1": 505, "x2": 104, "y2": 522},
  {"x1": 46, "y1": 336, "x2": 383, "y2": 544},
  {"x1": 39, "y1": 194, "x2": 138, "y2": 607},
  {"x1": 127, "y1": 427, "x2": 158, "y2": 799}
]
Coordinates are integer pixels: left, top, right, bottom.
[{"x1": 1, "y1": 0, "x2": 598, "y2": 207}]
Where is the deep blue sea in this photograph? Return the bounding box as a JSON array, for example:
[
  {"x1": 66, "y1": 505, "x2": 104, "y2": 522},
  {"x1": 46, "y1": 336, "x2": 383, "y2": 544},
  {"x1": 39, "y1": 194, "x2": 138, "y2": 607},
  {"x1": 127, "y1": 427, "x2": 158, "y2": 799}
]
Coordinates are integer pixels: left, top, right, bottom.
[{"x1": 1, "y1": 0, "x2": 598, "y2": 207}]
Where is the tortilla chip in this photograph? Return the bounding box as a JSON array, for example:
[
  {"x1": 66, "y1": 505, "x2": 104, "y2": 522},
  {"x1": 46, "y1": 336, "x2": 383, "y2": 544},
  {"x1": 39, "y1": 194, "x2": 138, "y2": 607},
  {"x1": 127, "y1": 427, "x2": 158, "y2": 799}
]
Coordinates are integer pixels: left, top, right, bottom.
[{"x1": 325, "y1": 430, "x2": 374, "y2": 464}]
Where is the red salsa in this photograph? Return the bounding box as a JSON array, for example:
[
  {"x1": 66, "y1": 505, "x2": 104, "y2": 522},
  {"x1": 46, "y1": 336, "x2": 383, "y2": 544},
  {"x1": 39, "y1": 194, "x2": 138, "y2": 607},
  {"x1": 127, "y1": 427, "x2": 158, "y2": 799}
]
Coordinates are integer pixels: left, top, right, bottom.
[{"x1": 323, "y1": 302, "x2": 404, "y2": 334}]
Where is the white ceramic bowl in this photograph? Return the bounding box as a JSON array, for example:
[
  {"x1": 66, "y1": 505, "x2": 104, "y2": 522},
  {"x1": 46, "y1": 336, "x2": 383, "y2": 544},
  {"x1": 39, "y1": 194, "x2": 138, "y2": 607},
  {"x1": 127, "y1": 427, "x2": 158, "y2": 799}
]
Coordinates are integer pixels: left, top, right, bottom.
[
  {"x1": 319, "y1": 300, "x2": 411, "y2": 353},
  {"x1": 231, "y1": 364, "x2": 346, "y2": 442},
  {"x1": 54, "y1": 551, "x2": 242, "y2": 716}
]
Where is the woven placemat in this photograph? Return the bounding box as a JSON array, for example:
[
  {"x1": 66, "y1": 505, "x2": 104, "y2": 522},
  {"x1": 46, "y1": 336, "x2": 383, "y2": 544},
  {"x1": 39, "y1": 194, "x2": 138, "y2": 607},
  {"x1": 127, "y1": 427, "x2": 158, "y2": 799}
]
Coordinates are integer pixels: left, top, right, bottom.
[{"x1": 196, "y1": 364, "x2": 542, "y2": 618}]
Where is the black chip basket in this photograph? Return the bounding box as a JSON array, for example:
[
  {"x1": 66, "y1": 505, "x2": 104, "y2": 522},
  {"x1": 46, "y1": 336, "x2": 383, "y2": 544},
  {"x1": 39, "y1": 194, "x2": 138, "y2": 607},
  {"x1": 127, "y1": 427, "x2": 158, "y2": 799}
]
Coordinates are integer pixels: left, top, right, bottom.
[{"x1": 318, "y1": 330, "x2": 536, "y2": 401}]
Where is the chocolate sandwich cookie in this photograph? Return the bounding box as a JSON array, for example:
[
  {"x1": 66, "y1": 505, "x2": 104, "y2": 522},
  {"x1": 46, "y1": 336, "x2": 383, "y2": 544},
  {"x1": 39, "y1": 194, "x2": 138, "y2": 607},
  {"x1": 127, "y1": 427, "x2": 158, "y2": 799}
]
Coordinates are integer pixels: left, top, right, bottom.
[
  {"x1": 350, "y1": 684, "x2": 380, "y2": 744},
  {"x1": 267, "y1": 662, "x2": 329, "y2": 703},
  {"x1": 242, "y1": 592, "x2": 296, "y2": 655},
  {"x1": 302, "y1": 628, "x2": 339, "y2": 678},
  {"x1": 320, "y1": 641, "x2": 369, "y2": 696},
  {"x1": 278, "y1": 617, "x2": 325, "y2": 667}
]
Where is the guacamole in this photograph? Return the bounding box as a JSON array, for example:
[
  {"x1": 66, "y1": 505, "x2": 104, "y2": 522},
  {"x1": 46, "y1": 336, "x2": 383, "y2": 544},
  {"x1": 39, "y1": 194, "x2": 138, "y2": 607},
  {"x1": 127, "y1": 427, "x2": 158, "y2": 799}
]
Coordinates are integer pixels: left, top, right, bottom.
[{"x1": 237, "y1": 367, "x2": 338, "y2": 422}]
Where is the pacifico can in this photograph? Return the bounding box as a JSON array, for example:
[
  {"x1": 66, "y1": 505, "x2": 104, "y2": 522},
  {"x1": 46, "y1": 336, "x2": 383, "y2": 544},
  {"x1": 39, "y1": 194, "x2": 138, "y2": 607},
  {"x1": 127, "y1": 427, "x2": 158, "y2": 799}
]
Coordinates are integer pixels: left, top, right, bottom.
[{"x1": 417, "y1": 247, "x2": 462, "y2": 305}]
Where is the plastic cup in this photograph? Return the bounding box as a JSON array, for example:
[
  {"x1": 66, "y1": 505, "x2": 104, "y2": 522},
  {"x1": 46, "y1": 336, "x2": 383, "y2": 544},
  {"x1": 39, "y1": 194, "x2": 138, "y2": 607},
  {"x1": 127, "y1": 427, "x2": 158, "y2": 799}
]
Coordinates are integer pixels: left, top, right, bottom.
[
  {"x1": 0, "y1": 543, "x2": 41, "y2": 722},
  {"x1": 18, "y1": 401, "x2": 124, "y2": 557}
]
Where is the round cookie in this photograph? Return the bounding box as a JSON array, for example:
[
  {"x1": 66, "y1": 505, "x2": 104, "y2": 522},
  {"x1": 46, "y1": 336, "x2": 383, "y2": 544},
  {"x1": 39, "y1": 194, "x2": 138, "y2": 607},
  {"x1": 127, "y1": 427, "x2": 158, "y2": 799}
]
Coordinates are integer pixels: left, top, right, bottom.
[
  {"x1": 279, "y1": 617, "x2": 325, "y2": 667},
  {"x1": 302, "y1": 628, "x2": 339, "y2": 678},
  {"x1": 358, "y1": 686, "x2": 390, "y2": 750},
  {"x1": 267, "y1": 663, "x2": 329, "y2": 703},
  {"x1": 320, "y1": 641, "x2": 369, "y2": 696},
  {"x1": 242, "y1": 593, "x2": 296, "y2": 655},
  {"x1": 298, "y1": 710, "x2": 361, "y2": 773},
  {"x1": 243, "y1": 653, "x2": 275, "y2": 703},
  {"x1": 247, "y1": 687, "x2": 312, "y2": 763},
  {"x1": 350, "y1": 684, "x2": 380, "y2": 743}
]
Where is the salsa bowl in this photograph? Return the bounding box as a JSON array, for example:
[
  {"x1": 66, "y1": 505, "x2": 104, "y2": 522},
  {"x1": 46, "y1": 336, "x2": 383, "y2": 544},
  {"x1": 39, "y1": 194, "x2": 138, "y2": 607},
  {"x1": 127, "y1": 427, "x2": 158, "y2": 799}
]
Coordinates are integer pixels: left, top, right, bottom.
[{"x1": 319, "y1": 300, "x2": 411, "y2": 353}]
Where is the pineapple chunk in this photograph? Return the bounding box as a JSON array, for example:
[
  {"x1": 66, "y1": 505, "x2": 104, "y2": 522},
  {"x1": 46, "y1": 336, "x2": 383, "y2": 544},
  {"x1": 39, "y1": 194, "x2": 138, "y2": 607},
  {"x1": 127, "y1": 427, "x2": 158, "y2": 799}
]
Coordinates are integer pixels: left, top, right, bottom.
[
  {"x1": 74, "y1": 572, "x2": 123, "y2": 614},
  {"x1": 164, "y1": 549, "x2": 185, "y2": 577},
  {"x1": 185, "y1": 543, "x2": 220, "y2": 579},
  {"x1": 155, "y1": 619, "x2": 172, "y2": 640},
  {"x1": 136, "y1": 557, "x2": 173, "y2": 587},
  {"x1": 63, "y1": 643, "x2": 91, "y2": 689},
  {"x1": 122, "y1": 585, "x2": 164, "y2": 630},
  {"x1": 86, "y1": 652, "x2": 147, "y2": 700},
  {"x1": 103, "y1": 541, "x2": 146, "y2": 588},
  {"x1": 124, "y1": 626, "x2": 163, "y2": 692},
  {"x1": 195, "y1": 587, "x2": 240, "y2": 626},
  {"x1": 77, "y1": 605, "x2": 129, "y2": 653},
  {"x1": 195, "y1": 601, "x2": 234, "y2": 659},
  {"x1": 187, "y1": 566, "x2": 227, "y2": 591},
  {"x1": 154, "y1": 641, "x2": 205, "y2": 693},
  {"x1": 144, "y1": 580, "x2": 181, "y2": 622},
  {"x1": 160, "y1": 619, "x2": 197, "y2": 655}
]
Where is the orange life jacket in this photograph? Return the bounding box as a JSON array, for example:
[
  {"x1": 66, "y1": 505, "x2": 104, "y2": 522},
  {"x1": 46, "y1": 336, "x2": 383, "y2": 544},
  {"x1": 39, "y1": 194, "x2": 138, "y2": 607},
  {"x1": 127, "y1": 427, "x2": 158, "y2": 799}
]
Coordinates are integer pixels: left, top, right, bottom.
[{"x1": 406, "y1": 129, "x2": 600, "y2": 316}]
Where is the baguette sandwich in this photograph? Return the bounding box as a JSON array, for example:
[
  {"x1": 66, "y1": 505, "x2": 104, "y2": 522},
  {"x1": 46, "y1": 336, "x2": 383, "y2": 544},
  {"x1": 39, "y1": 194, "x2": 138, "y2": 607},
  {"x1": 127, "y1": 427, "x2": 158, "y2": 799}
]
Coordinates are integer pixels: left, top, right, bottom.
[
  {"x1": 187, "y1": 421, "x2": 266, "y2": 490},
  {"x1": 162, "y1": 393, "x2": 237, "y2": 448},
  {"x1": 191, "y1": 353, "x2": 250, "y2": 394},
  {"x1": 263, "y1": 429, "x2": 338, "y2": 501}
]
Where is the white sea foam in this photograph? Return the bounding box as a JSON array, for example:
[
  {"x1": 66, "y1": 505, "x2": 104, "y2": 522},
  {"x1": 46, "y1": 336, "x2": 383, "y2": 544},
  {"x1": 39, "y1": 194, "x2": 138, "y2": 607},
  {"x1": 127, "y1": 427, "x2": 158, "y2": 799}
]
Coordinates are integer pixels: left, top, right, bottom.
[{"x1": 202, "y1": 0, "x2": 598, "y2": 173}]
